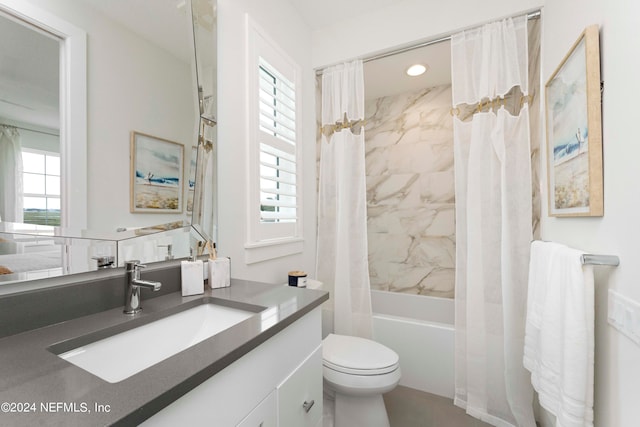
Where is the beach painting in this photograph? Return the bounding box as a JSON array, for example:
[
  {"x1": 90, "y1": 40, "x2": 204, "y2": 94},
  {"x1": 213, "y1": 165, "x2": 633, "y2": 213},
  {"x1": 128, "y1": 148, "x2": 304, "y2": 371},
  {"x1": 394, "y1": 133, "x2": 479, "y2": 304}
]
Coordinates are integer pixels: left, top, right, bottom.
[
  {"x1": 130, "y1": 132, "x2": 184, "y2": 213},
  {"x1": 545, "y1": 25, "x2": 603, "y2": 217}
]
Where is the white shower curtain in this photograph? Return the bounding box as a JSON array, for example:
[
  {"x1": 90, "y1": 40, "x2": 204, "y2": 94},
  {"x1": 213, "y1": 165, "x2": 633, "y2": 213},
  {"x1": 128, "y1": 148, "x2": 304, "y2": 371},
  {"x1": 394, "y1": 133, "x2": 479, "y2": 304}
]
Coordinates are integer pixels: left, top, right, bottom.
[
  {"x1": 452, "y1": 16, "x2": 535, "y2": 427},
  {"x1": 0, "y1": 126, "x2": 23, "y2": 223},
  {"x1": 316, "y1": 60, "x2": 373, "y2": 339}
]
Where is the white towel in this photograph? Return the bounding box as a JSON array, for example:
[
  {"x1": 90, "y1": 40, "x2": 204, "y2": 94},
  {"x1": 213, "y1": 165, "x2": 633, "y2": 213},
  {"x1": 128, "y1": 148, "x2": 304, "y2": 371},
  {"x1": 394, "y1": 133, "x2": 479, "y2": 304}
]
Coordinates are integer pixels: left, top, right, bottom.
[{"x1": 524, "y1": 241, "x2": 594, "y2": 427}]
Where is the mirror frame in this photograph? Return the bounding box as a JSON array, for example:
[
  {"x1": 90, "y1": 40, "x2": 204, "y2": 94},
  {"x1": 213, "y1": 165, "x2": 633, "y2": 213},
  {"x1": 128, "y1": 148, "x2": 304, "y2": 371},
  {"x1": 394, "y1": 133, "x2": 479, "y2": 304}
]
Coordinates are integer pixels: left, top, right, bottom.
[
  {"x1": 188, "y1": 0, "x2": 218, "y2": 244},
  {"x1": 0, "y1": 0, "x2": 87, "y2": 229}
]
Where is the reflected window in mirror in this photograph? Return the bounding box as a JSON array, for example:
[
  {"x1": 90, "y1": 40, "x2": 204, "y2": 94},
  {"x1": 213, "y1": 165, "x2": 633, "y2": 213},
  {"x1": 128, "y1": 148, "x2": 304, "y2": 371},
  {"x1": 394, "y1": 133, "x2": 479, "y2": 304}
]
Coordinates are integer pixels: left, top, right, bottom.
[{"x1": 22, "y1": 148, "x2": 61, "y2": 226}]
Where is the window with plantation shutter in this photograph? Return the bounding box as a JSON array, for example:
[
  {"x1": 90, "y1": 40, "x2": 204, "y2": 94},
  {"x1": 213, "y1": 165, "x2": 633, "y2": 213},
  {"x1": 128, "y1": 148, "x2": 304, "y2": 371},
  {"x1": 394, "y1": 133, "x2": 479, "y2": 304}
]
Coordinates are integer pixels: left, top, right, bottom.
[
  {"x1": 258, "y1": 59, "x2": 297, "y2": 224},
  {"x1": 245, "y1": 16, "x2": 303, "y2": 263}
]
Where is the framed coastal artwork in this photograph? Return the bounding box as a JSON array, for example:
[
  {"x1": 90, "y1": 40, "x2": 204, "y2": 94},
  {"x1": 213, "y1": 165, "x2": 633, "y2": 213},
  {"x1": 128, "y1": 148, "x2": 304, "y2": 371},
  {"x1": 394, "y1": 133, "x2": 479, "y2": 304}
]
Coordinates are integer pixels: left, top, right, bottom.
[
  {"x1": 545, "y1": 25, "x2": 603, "y2": 217},
  {"x1": 130, "y1": 131, "x2": 184, "y2": 213}
]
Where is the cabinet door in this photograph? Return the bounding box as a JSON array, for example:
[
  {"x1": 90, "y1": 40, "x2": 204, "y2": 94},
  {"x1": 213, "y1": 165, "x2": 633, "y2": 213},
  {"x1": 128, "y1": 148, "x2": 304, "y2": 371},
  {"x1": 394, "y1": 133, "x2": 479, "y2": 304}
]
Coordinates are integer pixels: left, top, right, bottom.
[
  {"x1": 277, "y1": 345, "x2": 323, "y2": 427},
  {"x1": 237, "y1": 390, "x2": 277, "y2": 427}
]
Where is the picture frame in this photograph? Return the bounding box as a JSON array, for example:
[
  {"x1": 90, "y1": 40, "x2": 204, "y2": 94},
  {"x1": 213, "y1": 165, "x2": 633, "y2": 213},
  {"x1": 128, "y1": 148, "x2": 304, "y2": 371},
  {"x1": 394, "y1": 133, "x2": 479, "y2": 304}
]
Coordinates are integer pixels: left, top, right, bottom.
[
  {"x1": 130, "y1": 131, "x2": 184, "y2": 213},
  {"x1": 545, "y1": 25, "x2": 603, "y2": 217}
]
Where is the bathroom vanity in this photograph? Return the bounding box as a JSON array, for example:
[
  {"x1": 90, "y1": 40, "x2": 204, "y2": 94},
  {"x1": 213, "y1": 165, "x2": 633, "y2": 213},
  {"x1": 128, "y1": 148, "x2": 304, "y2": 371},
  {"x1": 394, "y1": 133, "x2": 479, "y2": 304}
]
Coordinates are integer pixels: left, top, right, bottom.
[
  {"x1": 141, "y1": 296, "x2": 323, "y2": 427},
  {"x1": 0, "y1": 278, "x2": 327, "y2": 426}
]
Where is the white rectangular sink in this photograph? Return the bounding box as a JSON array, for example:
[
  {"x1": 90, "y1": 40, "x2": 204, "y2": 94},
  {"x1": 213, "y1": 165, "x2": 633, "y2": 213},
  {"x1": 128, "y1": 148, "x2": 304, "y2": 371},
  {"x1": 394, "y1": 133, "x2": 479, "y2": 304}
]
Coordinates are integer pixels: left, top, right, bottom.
[{"x1": 56, "y1": 303, "x2": 256, "y2": 383}]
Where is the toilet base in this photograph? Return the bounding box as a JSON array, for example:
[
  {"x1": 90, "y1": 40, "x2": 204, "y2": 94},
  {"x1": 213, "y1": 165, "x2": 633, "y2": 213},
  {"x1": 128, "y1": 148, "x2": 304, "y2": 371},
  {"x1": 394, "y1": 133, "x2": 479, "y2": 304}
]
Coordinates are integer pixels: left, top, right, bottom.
[{"x1": 334, "y1": 391, "x2": 390, "y2": 427}]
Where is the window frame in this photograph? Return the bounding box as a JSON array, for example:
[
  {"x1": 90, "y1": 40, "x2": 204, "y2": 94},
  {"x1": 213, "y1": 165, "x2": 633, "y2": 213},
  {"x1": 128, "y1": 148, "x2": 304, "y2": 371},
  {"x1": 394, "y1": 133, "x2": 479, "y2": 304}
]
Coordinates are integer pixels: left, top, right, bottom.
[{"x1": 245, "y1": 16, "x2": 303, "y2": 263}]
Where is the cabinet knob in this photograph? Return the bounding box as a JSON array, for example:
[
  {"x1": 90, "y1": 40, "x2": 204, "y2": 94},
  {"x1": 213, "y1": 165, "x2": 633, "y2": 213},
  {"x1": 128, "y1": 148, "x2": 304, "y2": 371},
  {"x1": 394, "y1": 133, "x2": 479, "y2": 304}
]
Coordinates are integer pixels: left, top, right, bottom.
[{"x1": 302, "y1": 400, "x2": 315, "y2": 413}]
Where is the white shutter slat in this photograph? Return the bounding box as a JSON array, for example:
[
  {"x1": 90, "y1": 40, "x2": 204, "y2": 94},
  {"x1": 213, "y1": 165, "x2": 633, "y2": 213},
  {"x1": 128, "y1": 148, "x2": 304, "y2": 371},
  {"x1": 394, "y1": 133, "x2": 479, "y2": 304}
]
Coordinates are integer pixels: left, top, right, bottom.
[
  {"x1": 259, "y1": 75, "x2": 296, "y2": 106},
  {"x1": 260, "y1": 159, "x2": 296, "y2": 175},
  {"x1": 260, "y1": 198, "x2": 297, "y2": 209}
]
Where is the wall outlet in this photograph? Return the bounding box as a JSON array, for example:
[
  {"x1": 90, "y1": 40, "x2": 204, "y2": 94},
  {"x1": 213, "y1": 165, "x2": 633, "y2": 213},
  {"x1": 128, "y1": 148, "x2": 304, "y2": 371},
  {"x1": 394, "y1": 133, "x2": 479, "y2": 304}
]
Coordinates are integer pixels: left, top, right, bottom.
[{"x1": 608, "y1": 289, "x2": 640, "y2": 346}]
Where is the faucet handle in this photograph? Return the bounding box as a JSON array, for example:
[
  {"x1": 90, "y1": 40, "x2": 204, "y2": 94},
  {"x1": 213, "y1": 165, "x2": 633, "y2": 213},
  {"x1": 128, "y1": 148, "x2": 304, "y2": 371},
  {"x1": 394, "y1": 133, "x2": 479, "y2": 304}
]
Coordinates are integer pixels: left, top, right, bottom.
[{"x1": 125, "y1": 260, "x2": 146, "y2": 271}]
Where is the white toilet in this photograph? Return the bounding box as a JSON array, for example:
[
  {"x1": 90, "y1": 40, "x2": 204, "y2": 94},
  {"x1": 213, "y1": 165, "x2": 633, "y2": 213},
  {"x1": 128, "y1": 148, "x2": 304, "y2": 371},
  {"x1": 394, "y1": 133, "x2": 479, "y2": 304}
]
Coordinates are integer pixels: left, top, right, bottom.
[{"x1": 322, "y1": 333, "x2": 401, "y2": 427}]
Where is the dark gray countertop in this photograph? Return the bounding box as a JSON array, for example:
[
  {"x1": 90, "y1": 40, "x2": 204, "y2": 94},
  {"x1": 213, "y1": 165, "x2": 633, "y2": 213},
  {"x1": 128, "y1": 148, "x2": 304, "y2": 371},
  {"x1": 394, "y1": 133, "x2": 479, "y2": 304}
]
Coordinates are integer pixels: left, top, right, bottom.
[{"x1": 0, "y1": 279, "x2": 328, "y2": 426}]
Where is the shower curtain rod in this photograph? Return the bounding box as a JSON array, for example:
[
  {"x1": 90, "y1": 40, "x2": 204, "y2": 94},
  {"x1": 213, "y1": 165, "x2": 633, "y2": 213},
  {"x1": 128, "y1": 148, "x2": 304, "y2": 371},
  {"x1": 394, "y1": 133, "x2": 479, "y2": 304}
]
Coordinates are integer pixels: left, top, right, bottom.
[
  {"x1": 363, "y1": 10, "x2": 541, "y2": 64},
  {"x1": 316, "y1": 10, "x2": 541, "y2": 73},
  {"x1": 0, "y1": 123, "x2": 59, "y2": 137}
]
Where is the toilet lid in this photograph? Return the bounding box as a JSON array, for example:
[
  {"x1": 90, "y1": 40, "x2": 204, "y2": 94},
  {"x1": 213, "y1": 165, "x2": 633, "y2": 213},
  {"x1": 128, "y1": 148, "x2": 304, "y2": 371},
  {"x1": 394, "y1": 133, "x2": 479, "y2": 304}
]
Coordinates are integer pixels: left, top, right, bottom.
[{"x1": 322, "y1": 333, "x2": 399, "y2": 375}]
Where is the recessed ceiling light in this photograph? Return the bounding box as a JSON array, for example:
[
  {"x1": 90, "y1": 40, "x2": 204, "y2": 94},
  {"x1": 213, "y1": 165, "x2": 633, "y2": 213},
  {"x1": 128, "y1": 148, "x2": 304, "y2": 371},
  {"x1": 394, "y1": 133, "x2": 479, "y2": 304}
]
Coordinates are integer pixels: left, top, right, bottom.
[{"x1": 406, "y1": 64, "x2": 428, "y2": 77}]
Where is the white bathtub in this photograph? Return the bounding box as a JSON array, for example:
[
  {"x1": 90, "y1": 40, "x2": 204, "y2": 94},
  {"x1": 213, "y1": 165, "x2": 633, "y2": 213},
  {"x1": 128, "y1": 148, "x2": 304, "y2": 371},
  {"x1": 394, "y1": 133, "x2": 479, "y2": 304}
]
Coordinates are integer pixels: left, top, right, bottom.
[{"x1": 371, "y1": 290, "x2": 455, "y2": 399}]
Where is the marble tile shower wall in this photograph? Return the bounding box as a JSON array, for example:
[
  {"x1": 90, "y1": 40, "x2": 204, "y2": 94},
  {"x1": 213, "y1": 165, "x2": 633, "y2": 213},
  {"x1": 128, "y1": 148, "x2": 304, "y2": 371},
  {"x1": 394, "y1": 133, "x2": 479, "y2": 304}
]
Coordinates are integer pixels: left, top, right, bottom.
[{"x1": 364, "y1": 85, "x2": 456, "y2": 297}]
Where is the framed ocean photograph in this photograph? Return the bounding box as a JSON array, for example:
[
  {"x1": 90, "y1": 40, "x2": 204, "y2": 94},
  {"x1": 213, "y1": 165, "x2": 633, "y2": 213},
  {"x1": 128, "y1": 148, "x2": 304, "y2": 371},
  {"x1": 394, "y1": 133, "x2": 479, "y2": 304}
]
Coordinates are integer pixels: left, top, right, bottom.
[
  {"x1": 545, "y1": 25, "x2": 603, "y2": 217},
  {"x1": 130, "y1": 131, "x2": 184, "y2": 213}
]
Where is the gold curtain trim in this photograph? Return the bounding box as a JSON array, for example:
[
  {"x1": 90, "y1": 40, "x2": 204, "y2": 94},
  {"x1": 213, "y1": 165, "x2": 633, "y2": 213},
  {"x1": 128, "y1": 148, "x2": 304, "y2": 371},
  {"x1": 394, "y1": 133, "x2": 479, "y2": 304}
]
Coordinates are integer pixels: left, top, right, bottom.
[
  {"x1": 450, "y1": 94, "x2": 532, "y2": 116},
  {"x1": 321, "y1": 113, "x2": 366, "y2": 137}
]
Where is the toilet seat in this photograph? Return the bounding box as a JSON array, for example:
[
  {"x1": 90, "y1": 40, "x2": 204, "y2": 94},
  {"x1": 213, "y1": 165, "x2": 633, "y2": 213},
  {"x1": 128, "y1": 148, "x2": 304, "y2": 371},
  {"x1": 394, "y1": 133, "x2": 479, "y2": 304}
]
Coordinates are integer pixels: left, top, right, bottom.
[{"x1": 322, "y1": 333, "x2": 399, "y2": 376}]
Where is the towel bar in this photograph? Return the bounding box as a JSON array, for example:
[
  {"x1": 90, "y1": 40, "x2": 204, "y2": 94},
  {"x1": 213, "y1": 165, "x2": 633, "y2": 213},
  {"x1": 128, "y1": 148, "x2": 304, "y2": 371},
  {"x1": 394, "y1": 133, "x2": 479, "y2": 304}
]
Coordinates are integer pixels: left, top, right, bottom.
[{"x1": 580, "y1": 254, "x2": 620, "y2": 266}]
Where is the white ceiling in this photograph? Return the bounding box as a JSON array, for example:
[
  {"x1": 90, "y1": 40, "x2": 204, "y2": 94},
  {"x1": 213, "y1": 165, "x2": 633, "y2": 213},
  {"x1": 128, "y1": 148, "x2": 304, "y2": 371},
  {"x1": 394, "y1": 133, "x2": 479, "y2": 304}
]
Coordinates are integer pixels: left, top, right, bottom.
[
  {"x1": 287, "y1": 0, "x2": 405, "y2": 31},
  {"x1": 363, "y1": 41, "x2": 451, "y2": 100},
  {"x1": 0, "y1": 14, "x2": 60, "y2": 129},
  {"x1": 289, "y1": 0, "x2": 451, "y2": 99}
]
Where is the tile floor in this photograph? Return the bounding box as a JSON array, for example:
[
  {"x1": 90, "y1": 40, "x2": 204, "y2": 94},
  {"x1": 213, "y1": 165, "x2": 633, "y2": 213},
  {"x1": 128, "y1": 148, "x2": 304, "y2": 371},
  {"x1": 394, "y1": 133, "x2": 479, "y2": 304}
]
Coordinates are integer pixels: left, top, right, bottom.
[
  {"x1": 383, "y1": 386, "x2": 492, "y2": 427},
  {"x1": 324, "y1": 385, "x2": 492, "y2": 427}
]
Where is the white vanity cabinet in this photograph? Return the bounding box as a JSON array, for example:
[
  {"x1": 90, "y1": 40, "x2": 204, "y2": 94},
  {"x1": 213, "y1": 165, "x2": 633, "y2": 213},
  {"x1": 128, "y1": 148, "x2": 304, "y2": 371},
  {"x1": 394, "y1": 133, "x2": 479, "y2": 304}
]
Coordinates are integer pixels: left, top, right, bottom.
[
  {"x1": 237, "y1": 390, "x2": 277, "y2": 427},
  {"x1": 141, "y1": 307, "x2": 323, "y2": 426},
  {"x1": 277, "y1": 345, "x2": 323, "y2": 427}
]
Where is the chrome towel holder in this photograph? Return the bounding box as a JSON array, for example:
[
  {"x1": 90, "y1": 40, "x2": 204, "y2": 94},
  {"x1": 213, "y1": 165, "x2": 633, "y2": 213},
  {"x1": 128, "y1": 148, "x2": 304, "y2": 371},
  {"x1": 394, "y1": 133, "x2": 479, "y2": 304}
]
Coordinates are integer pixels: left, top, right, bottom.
[{"x1": 580, "y1": 254, "x2": 620, "y2": 266}]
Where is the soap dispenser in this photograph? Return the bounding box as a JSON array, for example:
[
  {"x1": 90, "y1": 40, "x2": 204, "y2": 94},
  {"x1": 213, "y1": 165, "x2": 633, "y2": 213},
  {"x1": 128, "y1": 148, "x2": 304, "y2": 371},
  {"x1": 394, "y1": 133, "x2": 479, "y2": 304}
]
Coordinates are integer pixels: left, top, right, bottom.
[{"x1": 181, "y1": 249, "x2": 204, "y2": 296}]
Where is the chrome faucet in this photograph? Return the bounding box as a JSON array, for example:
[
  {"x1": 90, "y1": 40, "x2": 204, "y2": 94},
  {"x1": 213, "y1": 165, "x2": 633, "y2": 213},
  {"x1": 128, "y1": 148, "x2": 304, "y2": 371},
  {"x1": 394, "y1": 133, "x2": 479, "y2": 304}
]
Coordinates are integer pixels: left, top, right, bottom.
[
  {"x1": 124, "y1": 260, "x2": 162, "y2": 314},
  {"x1": 158, "y1": 244, "x2": 174, "y2": 260}
]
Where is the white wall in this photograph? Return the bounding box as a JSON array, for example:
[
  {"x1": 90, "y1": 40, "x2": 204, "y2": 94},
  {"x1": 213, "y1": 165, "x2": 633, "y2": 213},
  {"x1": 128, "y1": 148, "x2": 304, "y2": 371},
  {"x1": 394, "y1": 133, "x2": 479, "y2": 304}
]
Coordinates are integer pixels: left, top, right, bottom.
[
  {"x1": 541, "y1": 2, "x2": 640, "y2": 426},
  {"x1": 8, "y1": 0, "x2": 196, "y2": 232},
  {"x1": 216, "y1": 0, "x2": 316, "y2": 283},
  {"x1": 84, "y1": 11, "x2": 195, "y2": 232}
]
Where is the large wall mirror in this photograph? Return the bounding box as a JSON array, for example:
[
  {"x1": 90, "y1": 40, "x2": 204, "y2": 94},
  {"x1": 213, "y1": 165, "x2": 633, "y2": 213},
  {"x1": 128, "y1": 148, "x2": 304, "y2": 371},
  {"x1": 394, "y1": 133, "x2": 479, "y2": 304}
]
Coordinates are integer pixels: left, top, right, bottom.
[
  {"x1": 190, "y1": 0, "x2": 218, "y2": 242},
  {"x1": 0, "y1": 0, "x2": 217, "y2": 290}
]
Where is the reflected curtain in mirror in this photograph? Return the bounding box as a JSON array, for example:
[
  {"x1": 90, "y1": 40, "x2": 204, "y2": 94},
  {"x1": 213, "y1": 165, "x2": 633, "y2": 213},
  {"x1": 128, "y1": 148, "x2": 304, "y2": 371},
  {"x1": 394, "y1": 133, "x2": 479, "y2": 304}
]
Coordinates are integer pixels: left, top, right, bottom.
[{"x1": 0, "y1": 126, "x2": 23, "y2": 223}]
